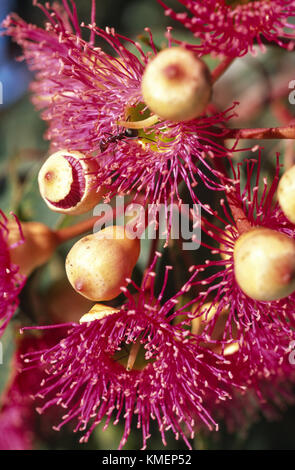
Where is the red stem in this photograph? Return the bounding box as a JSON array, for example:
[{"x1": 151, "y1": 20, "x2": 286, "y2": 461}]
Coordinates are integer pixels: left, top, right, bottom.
[
  {"x1": 224, "y1": 124, "x2": 295, "y2": 140},
  {"x1": 54, "y1": 206, "x2": 126, "y2": 244},
  {"x1": 226, "y1": 193, "x2": 251, "y2": 235},
  {"x1": 211, "y1": 57, "x2": 235, "y2": 83}
]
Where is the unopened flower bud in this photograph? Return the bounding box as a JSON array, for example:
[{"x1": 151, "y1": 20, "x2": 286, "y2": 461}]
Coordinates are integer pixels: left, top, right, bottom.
[
  {"x1": 278, "y1": 165, "x2": 295, "y2": 224},
  {"x1": 79, "y1": 303, "x2": 119, "y2": 324},
  {"x1": 141, "y1": 47, "x2": 212, "y2": 122},
  {"x1": 95, "y1": 225, "x2": 140, "y2": 268},
  {"x1": 66, "y1": 226, "x2": 140, "y2": 301},
  {"x1": 234, "y1": 227, "x2": 295, "y2": 301},
  {"x1": 8, "y1": 221, "x2": 58, "y2": 276},
  {"x1": 38, "y1": 150, "x2": 105, "y2": 215}
]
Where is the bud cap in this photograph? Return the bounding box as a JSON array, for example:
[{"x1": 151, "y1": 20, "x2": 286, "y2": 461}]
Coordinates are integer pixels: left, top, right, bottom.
[
  {"x1": 234, "y1": 227, "x2": 295, "y2": 301},
  {"x1": 141, "y1": 47, "x2": 212, "y2": 122},
  {"x1": 38, "y1": 150, "x2": 105, "y2": 215},
  {"x1": 80, "y1": 303, "x2": 119, "y2": 324}
]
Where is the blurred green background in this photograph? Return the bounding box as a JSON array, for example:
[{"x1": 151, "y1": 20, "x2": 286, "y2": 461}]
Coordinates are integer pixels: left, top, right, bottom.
[{"x1": 0, "y1": 0, "x2": 294, "y2": 450}]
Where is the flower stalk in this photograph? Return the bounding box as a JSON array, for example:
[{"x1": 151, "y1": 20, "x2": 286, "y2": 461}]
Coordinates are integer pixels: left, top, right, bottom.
[
  {"x1": 211, "y1": 57, "x2": 235, "y2": 83},
  {"x1": 225, "y1": 125, "x2": 295, "y2": 140}
]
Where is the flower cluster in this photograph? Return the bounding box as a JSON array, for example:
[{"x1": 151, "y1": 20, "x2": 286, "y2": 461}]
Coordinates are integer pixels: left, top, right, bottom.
[
  {"x1": 188, "y1": 155, "x2": 295, "y2": 408},
  {"x1": 3, "y1": 1, "x2": 235, "y2": 213},
  {"x1": 1, "y1": 0, "x2": 295, "y2": 451},
  {"x1": 0, "y1": 329, "x2": 68, "y2": 450},
  {"x1": 22, "y1": 258, "x2": 240, "y2": 449},
  {"x1": 158, "y1": 0, "x2": 295, "y2": 57}
]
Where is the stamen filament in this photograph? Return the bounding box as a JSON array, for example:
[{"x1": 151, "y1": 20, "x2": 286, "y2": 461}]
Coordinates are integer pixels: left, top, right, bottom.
[{"x1": 118, "y1": 114, "x2": 159, "y2": 130}]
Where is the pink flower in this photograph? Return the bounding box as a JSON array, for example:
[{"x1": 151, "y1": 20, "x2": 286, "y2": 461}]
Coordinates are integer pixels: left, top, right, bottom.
[
  {"x1": 3, "y1": 1, "x2": 234, "y2": 212},
  {"x1": 158, "y1": 0, "x2": 295, "y2": 57},
  {"x1": 0, "y1": 406, "x2": 33, "y2": 450},
  {"x1": 0, "y1": 329, "x2": 69, "y2": 450},
  {"x1": 212, "y1": 370, "x2": 295, "y2": 435},
  {"x1": 21, "y1": 257, "x2": 238, "y2": 450},
  {"x1": 0, "y1": 336, "x2": 40, "y2": 450},
  {"x1": 189, "y1": 155, "x2": 295, "y2": 384},
  {"x1": 0, "y1": 211, "x2": 25, "y2": 337}
]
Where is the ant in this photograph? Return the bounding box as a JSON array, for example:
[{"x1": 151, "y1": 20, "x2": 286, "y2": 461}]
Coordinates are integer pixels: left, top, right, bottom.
[{"x1": 99, "y1": 128, "x2": 139, "y2": 153}]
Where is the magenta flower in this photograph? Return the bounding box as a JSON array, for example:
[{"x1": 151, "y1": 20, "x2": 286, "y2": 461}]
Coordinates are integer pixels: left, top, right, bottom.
[
  {"x1": 0, "y1": 329, "x2": 70, "y2": 450},
  {"x1": 0, "y1": 406, "x2": 33, "y2": 450},
  {"x1": 189, "y1": 155, "x2": 295, "y2": 384},
  {"x1": 0, "y1": 335, "x2": 39, "y2": 450},
  {"x1": 21, "y1": 258, "x2": 238, "y2": 450},
  {"x1": 158, "y1": 0, "x2": 295, "y2": 57},
  {"x1": 212, "y1": 369, "x2": 295, "y2": 435},
  {"x1": 190, "y1": 298, "x2": 295, "y2": 430},
  {"x1": 0, "y1": 211, "x2": 25, "y2": 337},
  {"x1": 3, "y1": 1, "x2": 235, "y2": 212},
  {"x1": 224, "y1": 325, "x2": 294, "y2": 401}
]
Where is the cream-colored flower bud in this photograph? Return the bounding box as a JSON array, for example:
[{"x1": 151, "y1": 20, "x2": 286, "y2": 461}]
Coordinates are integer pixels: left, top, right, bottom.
[
  {"x1": 80, "y1": 303, "x2": 119, "y2": 324},
  {"x1": 141, "y1": 47, "x2": 212, "y2": 122},
  {"x1": 8, "y1": 221, "x2": 58, "y2": 276},
  {"x1": 95, "y1": 225, "x2": 140, "y2": 268},
  {"x1": 278, "y1": 165, "x2": 295, "y2": 224},
  {"x1": 66, "y1": 226, "x2": 140, "y2": 301},
  {"x1": 38, "y1": 150, "x2": 105, "y2": 215},
  {"x1": 234, "y1": 227, "x2": 295, "y2": 301}
]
